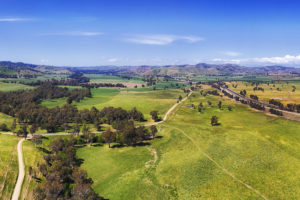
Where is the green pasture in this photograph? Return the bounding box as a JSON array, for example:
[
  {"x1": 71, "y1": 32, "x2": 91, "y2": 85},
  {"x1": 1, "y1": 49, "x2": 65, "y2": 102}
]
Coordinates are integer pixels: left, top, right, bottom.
[
  {"x1": 0, "y1": 135, "x2": 18, "y2": 200},
  {"x1": 78, "y1": 89, "x2": 300, "y2": 199},
  {"x1": 42, "y1": 88, "x2": 184, "y2": 121},
  {"x1": 85, "y1": 74, "x2": 145, "y2": 84},
  {"x1": 0, "y1": 82, "x2": 33, "y2": 92}
]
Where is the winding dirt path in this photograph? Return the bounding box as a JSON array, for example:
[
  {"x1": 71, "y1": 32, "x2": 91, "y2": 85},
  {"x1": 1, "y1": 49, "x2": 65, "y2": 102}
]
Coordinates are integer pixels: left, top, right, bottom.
[
  {"x1": 11, "y1": 138, "x2": 25, "y2": 200},
  {"x1": 145, "y1": 92, "x2": 193, "y2": 127}
]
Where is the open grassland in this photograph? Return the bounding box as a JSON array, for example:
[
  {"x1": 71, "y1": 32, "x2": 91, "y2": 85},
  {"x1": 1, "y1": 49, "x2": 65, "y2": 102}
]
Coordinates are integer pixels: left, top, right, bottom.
[
  {"x1": 78, "y1": 89, "x2": 300, "y2": 200},
  {"x1": 0, "y1": 135, "x2": 18, "y2": 200},
  {"x1": 86, "y1": 74, "x2": 145, "y2": 84},
  {"x1": 42, "y1": 88, "x2": 184, "y2": 120},
  {"x1": 20, "y1": 140, "x2": 43, "y2": 200},
  {"x1": 228, "y1": 81, "x2": 300, "y2": 105},
  {"x1": 0, "y1": 113, "x2": 15, "y2": 128},
  {"x1": 0, "y1": 82, "x2": 33, "y2": 92}
]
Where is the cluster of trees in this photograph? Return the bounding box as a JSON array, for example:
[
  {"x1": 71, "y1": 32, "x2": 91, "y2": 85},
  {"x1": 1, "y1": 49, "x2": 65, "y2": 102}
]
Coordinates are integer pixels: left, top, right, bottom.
[
  {"x1": 250, "y1": 94, "x2": 259, "y2": 101},
  {"x1": 206, "y1": 90, "x2": 220, "y2": 96},
  {"x1": 24, "y1": 79, "x2": 126, "y2": 88},
  {"x1": 34, "y1": 137, "x2": 104, "y2": 200},
  {"x1": 269, "y1": 99, "x2": 284, "y2": 109},
  {"x1": 286, "y1": 103, "x2": 300, "y2": 113},
  {"x1": 150, "y1": 110, "x2": 161, "y2": 122},
  {"x1": 84, "y1": 83, "x2": 126, "y2": 88},
  {"x1": 253, "y1": 86, "x2": 264, "y2": 92},
  {"x1": 249, "y1": 102, "x2": 265, "y2": 111},
  {"x1": 240, "y1": 89, "x2": 247, "y2": 96},
  {"x1": 102, "y1": 122, "x2": 157, "y2": 147},
  {"x1": 269, "y1": 108, "x2": 283, "y2": 116},
  {"x1": 0, "y1": 83, "x2": 144, "y2": 133}
]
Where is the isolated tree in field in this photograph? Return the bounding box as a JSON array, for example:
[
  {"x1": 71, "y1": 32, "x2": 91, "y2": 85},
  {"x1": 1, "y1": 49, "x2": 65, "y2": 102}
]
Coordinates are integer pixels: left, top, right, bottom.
[
  {"x1": 11, "y1": 119, "x2": 16, "y2": 132},
  {"x1": 218, "y1": 101, "x2": 222, "y2": 109},
  {"x1": 207, "y1": 101, "x2": 212, "y2": 106},
  {"x1": 150, "y1": 110, "x2": 159, "y2": 122},
  {"x1": 150, "y1": 125, "x2": 158, "y2": 138},
  {"x1": 198, "y1": 107, "x2": 202, "y2": 113},
  {"x1": 0, "y1": 123, "x2": 9, "y2": 131},
  {"x1": 211, "y1": 116, "x2": 219, "y2": 126},
  {"x1": 102, "y1": 128, "x2": 115, "y2": 148},
  {"x1": 179, "y1": 95, "x2": 182, "y2": 101}
]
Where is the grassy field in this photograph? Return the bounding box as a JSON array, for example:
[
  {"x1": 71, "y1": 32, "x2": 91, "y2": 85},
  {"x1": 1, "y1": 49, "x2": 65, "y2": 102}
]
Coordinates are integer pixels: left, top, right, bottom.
[
  {"x1": 42, "y1": 88, "x2": 184, "y2": 121},
  {"x1": 228, "y1": 81, "x2": 300, "y2": 105},
  {"x1": 85, "y1": 74, "x2": 144, "y2": 84},
  {"x1": 0, "y1": 113, "x2": 15, "y2": 128},
  {"x1": 78, "y1": 88, "x2": 300, "y2": 199},
  {"x1": 0, "y1": 135, "x2": 18, "y2": 200},
  {"x1": 0, "y1": 82, "x2": 33, "y2": 92},
  {"x1": 19, "y1": 140, "x2": 43, "y2": 200}
]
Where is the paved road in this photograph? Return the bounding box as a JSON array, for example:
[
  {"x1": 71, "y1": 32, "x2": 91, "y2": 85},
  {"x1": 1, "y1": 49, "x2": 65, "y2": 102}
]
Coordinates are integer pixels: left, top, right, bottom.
[{"x1": 11, "y1": 138, "x2": 25, "y2": 200}]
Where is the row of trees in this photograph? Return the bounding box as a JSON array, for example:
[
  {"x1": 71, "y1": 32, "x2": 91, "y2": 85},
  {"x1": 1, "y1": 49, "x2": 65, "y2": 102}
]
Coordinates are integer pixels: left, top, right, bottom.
[{"x1": 0, "y1": 83, "x2": 145, "y2": 133}]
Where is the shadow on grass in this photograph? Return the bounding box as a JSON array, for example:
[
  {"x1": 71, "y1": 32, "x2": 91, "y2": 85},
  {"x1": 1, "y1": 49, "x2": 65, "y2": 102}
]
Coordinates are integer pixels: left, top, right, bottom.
[{"x1": 37, "y1": 147, "x2": 51, "y2": 154}]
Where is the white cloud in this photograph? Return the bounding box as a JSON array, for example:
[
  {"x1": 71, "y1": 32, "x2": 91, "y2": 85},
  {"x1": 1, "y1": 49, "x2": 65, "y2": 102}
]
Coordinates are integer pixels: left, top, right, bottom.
[
  {"x1": 211, "y1": 54, "x2": 300, "y2": 66},
  {"x1": 0, "y1": 17, "x2": 33, "y2": 22},
  {"x1": 107, "y1": 58, "x2": 118, "y2": 62},
  {"x1": 125, "y1": 34, "x2": 204, "y2": 45},
  {"x1": 40, "y1": 31, "x2": 103, "y2": 36},
  {"x1": 223, "y1": 51, "x2": 241, "y2": 57}
]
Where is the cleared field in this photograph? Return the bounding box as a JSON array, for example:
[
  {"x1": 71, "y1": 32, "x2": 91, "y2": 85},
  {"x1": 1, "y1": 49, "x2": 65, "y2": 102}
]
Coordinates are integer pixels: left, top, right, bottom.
[
  {"x1": 86, "y1": 74, "x2": 145, "y2": 84},
  {"x1": 42, "y1": 88, "x2": 184, "y2": 120},
  {"x1": 78, "y1": 90, "x2": 300, "y2": 199},
  {"x1": 0, "y1": 135, "x2": 18, "y2": 200},
  {"x1": 0, "y1": 113, "x2": 15, "y2": 127},
  {"x1": 228, "y1": 81, "x2": 300, "y2": 105},
  {"x1": 0, "y1": 82, "x2": 33, "y2": 92}
]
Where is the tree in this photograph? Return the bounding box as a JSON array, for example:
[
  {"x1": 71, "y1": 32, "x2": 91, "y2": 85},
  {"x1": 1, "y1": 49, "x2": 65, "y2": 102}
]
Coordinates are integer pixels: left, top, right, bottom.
[
  {"x1": 18, "y1": 124, "x2": 28, "y2": 139},
  {"x1": 198, "y1": 107, "x2": 202, "y2": 113},
  {"x1": 211, "y1": 116, "x2": 219, "y2": 126},
  {"x1": 178, "y1": 95, "x2": 183, "y2": 101},
  {"x1": 82, "y1": 125, "x2": 95, "y2": 144},
  {"x1": 102, "y1": 128, "x2": 115, "y2": 148},
  {"x1": 30, "y1": 124, "x2": 38, "y2": 135},
  {"x1": 0, "y1": 123, "x2": 9, "y2": 131},
  {"x1": 228, "y1": 106, "x2": 232, "y2": 111},
  {"x1": 11, "y1": 119, "x2": 16, "y2": 132},
  {"x1": 72, "y1": 124, "x2": 80, "y2": 136},
  {"x1": 150, "y1": 125, "x2": 158, "y2": 138},
  {"x1": 150, "y1": 110, "x2": 159, "y2": 122},
  {"x1": 207, "y1": 101, "x2": 212, "y2": 106},
  {"x1": 32, "y1": 135, "x2": 42, "y2": 147},
  {"x1": 218, "y1": 101, "x2": 222, "y2": 109}
]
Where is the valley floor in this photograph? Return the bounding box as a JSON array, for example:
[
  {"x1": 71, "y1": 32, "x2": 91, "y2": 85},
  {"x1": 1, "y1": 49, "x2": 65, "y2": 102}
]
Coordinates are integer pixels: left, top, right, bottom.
[{"x1": 78, "y1": 92, "x2": 300, "y2": 199}]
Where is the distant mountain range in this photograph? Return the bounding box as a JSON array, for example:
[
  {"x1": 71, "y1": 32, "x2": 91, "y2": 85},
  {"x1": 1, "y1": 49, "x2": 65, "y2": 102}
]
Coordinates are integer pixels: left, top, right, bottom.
[{"x1": 1, "y1": 61, "x2": 300, "y2": 77}]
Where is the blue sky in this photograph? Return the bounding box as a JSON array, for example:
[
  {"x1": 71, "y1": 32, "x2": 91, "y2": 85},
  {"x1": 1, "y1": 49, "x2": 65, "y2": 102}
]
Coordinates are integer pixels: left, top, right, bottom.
[{"x1": 1, "y1": 0, "x2": 300, "y2": 67}]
